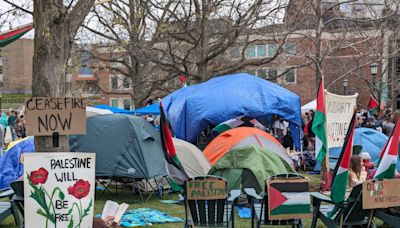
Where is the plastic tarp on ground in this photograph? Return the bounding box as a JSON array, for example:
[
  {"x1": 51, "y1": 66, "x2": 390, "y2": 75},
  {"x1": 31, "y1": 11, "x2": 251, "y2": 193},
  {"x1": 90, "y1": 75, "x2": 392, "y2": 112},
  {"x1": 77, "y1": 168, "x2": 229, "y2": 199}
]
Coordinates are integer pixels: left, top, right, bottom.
[
  {"x1": 95, "y1": 104, "x2": 134, "y2": 114},
  {"x1": 0, "y1": 137, "x2": 34, "y2": 190},
  {"x1": 70, "y1": 114, "x2": 167, "y2": 179},
  {"x1": 134, "y1": 103, "x2": 160, "y2": 115},
  {"x1": 162, "y1": 73, "x2": 302, "y2": 148},
  {"x1": 173, "y1": 138, "x2": 210, "y2": 177},
  {"x1": 208, "y1": 145, "x2": 294, "y2": 193},
  {"x1": 203, "y1": 127, "x2": 293, "y2": 167}
]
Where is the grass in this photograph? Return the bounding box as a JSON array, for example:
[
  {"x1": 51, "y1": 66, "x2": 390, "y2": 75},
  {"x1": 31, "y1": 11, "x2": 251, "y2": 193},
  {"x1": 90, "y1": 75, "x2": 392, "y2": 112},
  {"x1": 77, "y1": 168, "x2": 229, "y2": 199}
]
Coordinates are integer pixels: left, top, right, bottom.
[{"x1": 0, "y1": 173, "x2": 389, "y2": 227}]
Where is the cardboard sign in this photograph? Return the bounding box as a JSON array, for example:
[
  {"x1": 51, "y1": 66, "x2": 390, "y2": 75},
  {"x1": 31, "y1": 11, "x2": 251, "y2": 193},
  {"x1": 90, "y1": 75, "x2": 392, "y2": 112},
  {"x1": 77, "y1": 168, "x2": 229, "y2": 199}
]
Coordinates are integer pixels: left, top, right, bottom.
[
  {"x1": 362, "y1": 179, "x2": 400, "y2": 209},
  {"x1": 186, "y1": 178, "x2": 226, "y2": 200},
  {"x1": 267, "y1": 178, "x2": 311, "y2": 220},
  {"x1": 325, "y1": 91, "x2": 358, "y2": 150},
  {"x1": 24, "y1": 153, "x2": 95, "y2": 228},
  {"x1": 25, "y1": 97, "x2": 86, "y2": 136}
]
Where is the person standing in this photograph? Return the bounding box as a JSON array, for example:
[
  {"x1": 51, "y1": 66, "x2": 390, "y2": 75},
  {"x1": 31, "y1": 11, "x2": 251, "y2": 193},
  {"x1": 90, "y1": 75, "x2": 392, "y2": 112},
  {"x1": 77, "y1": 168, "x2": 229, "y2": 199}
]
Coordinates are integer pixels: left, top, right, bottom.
[
  {"x1": 0, "y1": 124, "x2": 4, "y2": 155},
  {"x1": 8, "y1": 110, "x2": 17, "y2": 141}
]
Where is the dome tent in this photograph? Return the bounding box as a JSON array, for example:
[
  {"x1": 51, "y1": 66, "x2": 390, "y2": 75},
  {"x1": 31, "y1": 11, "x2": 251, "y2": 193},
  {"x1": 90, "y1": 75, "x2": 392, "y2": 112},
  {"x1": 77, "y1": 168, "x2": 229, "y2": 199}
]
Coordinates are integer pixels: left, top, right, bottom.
[
  {"x1": 70, "y1": 114, "x2": 167, "y2": 179},
  {"x1": 204, "y1": 127, "x2": 294, "y2": 167},
  {"x1": 173, "y1": 138, "x2": 210, "y2": 177},
  {"x1": 208, "y1": 145, "x2": 294, "y2": 193},
  {"x1": 162, "y1": 73, "x2": 302, "y2": 149}
]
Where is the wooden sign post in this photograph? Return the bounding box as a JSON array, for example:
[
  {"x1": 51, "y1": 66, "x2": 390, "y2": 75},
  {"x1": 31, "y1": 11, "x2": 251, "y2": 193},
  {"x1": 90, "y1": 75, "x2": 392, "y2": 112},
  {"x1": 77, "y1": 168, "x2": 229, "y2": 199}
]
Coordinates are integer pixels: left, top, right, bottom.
[
  {"x1": 25, "y1": 97, "x2": 87, "y2": 147},
  {"x1": 24, "y1": 153, "x2": 96, "y2": 228}
]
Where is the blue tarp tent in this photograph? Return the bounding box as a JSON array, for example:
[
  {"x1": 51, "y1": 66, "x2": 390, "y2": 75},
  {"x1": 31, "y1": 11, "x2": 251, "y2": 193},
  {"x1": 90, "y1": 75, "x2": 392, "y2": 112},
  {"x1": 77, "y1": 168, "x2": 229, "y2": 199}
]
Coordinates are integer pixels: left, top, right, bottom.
[
  {"x1": 134, "y1": 103, "x2": 160, "y2": 115},
  {"x1": 162, "y1": 73, "x2": 302, "y2": 148},
  {"x1": 95, "y1": 104, "x2": 134, "y2": 114},
  {"x1": 314, "y1": 128, "x2": 400, "y2": 171},
  {"x1": 0, "y1": 137, "x2": 35, "y2": 190}
]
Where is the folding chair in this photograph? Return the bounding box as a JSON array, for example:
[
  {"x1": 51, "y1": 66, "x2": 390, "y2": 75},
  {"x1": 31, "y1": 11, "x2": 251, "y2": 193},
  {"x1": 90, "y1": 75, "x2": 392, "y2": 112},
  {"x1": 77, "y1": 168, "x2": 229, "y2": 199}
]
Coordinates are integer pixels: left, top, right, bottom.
[
  {"x1": 244, "y1": 173, "x2": 306, "y2": 228},
  {"x1": 184, "y1": 176, "x2": 240, "y2": 227},
  {"x1": 311, "y1": 184, "x2": 376, "y2": 228},
  {"x1": 10, "y1": 181, "x2": 24, "y2": 228}
]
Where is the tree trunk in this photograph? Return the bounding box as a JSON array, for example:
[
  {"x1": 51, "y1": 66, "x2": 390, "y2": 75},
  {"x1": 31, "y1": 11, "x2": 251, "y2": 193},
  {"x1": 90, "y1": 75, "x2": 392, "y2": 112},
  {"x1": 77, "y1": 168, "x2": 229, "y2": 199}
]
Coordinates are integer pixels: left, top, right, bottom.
[
  {"x1": 197, "y1": 62, "x2": 208, "y2": 82},
  {"x1": 32, "y1": 0, "x2": 95, "y2": 152}
]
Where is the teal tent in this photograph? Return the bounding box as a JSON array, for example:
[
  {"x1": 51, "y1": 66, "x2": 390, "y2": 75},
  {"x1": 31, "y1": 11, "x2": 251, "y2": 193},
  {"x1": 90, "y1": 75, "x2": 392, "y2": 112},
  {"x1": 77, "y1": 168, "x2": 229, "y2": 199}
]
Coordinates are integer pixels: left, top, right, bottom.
[{"x1": 70, "y1": 114, "x2": 167, "y2": 179}]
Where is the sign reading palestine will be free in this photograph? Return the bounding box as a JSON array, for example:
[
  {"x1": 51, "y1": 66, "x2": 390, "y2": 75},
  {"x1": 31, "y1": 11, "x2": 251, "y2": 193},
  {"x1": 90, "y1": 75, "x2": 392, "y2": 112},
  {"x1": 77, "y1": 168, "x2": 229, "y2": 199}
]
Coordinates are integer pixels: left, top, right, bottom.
[{"x1": 25, "y1": 97, "x2": 86, "y2": 136}]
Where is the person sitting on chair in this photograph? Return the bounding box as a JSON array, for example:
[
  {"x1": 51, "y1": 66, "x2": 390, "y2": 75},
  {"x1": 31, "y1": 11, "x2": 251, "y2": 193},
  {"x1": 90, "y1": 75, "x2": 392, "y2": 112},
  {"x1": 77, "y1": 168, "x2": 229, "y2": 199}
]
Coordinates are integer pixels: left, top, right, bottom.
[{"x1": 348, "y1": 155, "x2": 367, "y2": 189}]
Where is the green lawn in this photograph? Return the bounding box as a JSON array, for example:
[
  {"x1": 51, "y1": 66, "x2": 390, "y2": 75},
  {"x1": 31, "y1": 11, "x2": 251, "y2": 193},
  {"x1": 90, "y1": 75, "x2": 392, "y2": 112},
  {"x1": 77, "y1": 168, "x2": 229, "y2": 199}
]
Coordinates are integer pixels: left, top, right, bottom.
[{"x1": 0, "y1": 173, "x2": 389, "y2": 227}]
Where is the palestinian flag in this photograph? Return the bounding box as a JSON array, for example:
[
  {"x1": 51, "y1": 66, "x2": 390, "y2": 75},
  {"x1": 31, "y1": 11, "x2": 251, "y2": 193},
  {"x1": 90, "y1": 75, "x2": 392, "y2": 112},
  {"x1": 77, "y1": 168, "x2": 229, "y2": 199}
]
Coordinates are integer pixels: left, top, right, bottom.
[
  {"x1": 330, "y1": 113, "x2": 357, "y2": 203},
  {"x1": 374, "y1": 118, "x2": 400, "y2": 179},
  {"x1": 368, "y1": 95, "x2": 379, "y2": 116},
  {"x1": 180, "y1": 75, "x2": 189, "y2": 87},
  {"x1": 311, "y1": 80, "x2": 327, "y2": 163},
  {"x1": 268, "y1": 180, "x2": 310, "y2": 219},
  {"x1": 211, "y1": 117, "x2": 245, "y2": 137},
  {"x1": 0, "y1": 23, "x2": 33, "y2": 48},
  {"x1": 159, "y1": 101, "x2": 188, "y2": 192}
]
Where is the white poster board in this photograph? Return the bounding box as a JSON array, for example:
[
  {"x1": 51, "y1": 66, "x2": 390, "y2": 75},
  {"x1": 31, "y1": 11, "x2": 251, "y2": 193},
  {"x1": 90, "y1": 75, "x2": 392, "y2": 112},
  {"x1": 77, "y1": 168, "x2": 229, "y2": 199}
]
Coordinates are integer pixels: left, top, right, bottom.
[
  {"x1": 325, "y1": 91, "x2": 358, "y2": 150},
  {"x1": 24, "y1": 153, "x2": 95, "y2": 228}
]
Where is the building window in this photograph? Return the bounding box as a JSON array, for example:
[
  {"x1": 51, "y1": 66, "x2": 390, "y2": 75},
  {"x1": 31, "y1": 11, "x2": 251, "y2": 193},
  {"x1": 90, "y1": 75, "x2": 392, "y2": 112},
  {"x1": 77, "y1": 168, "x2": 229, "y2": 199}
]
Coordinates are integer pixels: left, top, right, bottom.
[
  {"x1": 284, "y1": 68, "x2": 296, "y2": 84},
  {"x1": 257, "y1": 68, "x2": 268, "y2": 78},
  {"x1": 79, "y1": 51, "x2": 93, "y2": 77},
  {"x1": 268, "y1": 69, "x2": 278, "y2": 79},
  {"x1": 0, "y1": 65, "x2": 2, "y2": 74},
  {"x1": 268, "y1": 44, "x2": 278, "y2": 57},
  {"x1": 230, "y1": 47, "x2": 241, "y2": 59},
  {"x1": 111, "y1": 76, "x2": 118, "y2": 90},
  {"x1": 246, "y1": 46, "x2": 256, "y2": 58},
  {"x1": 110, "y1": 99, "x2": 119, "y2": 108},
  {"x1": 247, "y1": 69, "x2": 256, "y2": 75},
  {"x1": 284, "y1": 43, "x2": 297, "y2": 55},
  {"x1": 123, "y1": 99, "x2": 131, "y2": 110},
  {"x1": 123, "y1": 77, "x2": 130, "y2": 89},
  {"x1": 257, "y1": 45, "x2": 267, "y2": 57}
]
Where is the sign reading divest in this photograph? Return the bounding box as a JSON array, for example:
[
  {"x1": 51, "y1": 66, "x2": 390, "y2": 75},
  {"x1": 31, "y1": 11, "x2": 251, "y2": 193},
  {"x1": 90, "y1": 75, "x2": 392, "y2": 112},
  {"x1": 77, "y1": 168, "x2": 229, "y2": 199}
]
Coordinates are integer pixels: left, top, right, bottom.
[
  {"x1": 186, "y1": 178, "x2": 226, "y2": 200},
  {"x1": 24, "y1": 153, "x2": 95, "y2": 228},
  {"x1": 362, "y1": 179, "x2": 400, "y2": 209},
  {"x1": 325, "y1": 91, "x2": 358, "y2": 149},
  {"x1": 25, "y1": 97, "x2": 86, "y2": 136}
]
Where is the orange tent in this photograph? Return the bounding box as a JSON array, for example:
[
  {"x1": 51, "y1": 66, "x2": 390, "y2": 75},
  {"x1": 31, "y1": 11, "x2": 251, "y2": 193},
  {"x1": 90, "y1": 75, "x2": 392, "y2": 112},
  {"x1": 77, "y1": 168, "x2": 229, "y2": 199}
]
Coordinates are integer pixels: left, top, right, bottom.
[{"x1": 203, "y1": 127, "x2": 293, "y2": 166}]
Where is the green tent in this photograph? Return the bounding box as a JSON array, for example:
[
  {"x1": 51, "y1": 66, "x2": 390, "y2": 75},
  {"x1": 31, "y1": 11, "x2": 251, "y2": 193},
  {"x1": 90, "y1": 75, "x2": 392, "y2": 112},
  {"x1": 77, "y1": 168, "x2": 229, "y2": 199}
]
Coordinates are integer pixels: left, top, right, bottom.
[{"x1": 208, "y1": 145, "x2": 294, "y2": 193}]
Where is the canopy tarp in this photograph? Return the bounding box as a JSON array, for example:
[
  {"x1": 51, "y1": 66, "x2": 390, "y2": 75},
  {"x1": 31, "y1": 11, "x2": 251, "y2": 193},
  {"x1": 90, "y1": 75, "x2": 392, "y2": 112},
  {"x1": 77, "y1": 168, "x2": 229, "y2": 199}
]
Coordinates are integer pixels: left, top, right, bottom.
[
  {"x1": 0, "y1": 137, "x2": 34, "y2": 190},
  {"x1": 134, "y1": 103, "x2": 160, "y2": 115},
  {"x1": 86, "y1": 106, "x2": 113, "y2": 117},
  {"x1": 173, "y1": 138, "x2": 210, "y2": 177},
  {"x1": 301, "y1": 99, "x2": 316, "y2": 112},
  {"x1": 70, "y1": 114, "x2": 166, "y2": 179},
  {"x1": 208, "y1": 145, "x2": 294, "y2": 192},
  {"x1": 95, "y1": 104, "x2": 134, "y2": 114},
  {"x1": 162, "y1": 73, "x2": 302, "y2": 148}
]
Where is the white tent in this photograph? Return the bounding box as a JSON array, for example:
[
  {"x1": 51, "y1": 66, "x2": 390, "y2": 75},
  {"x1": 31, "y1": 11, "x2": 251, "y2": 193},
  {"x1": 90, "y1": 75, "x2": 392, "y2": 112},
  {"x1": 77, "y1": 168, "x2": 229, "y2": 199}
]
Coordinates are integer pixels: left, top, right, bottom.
[
  {"x1": 86, "y1": 106, "x2": 113, "y2": 117},
  {"x1": 173, "y1": 138, "x2": 211, "y2": 177},
  {"x1": 301, "y1": 99, "x2": 316, "y2": 113}
]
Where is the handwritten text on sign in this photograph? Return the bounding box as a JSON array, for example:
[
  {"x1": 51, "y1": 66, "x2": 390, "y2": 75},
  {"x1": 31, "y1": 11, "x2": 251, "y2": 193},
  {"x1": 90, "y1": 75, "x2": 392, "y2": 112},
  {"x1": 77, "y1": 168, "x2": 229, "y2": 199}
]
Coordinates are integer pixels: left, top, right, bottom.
[
  {"x1": 362, "y1": 179, "x2": 400, "y2": 209},
  {"x1": 24, "y1": 153, "x2": 96, "y2": 228},
  {"x1": 186, "y1": 178, "x2": 226, "y2": 200},
  {"x1": 325, "y1": 91, "x2": 358, "y2": 149},
  {"x1": 25, "y1": 98, "x2": 86, "y2": 136}
]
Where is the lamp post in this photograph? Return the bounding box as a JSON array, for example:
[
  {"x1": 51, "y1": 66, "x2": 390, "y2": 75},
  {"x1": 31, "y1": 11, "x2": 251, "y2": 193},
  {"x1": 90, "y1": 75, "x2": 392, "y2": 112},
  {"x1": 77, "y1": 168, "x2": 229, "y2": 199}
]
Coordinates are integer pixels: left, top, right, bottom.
[
  {"x1": 370, "y1": 63, "x2": 378, "y2": 86},
  {"x1": 342, "y1": 79, "x2": 348, "y2": 95}
]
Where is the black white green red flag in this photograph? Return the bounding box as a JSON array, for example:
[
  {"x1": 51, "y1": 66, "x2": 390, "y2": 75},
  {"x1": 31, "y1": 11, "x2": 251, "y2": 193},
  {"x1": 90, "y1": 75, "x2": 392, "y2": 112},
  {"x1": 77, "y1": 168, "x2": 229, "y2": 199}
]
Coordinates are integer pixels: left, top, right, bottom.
[
  {"x1": 330, "y1": 113, "x2": 357, "y2": 203},
  {"x1": 374, "y1": 118, "x2": 400, "y2": 179},
  {"x1": 311, "y1": 80, "x2": 327, "y2": 163},
  {"x1": 0, "y1": 23, "x2": 33, "y2": 48},
  {"x1": 159, "y1": 101, "x2": 188, "y2": 192}
]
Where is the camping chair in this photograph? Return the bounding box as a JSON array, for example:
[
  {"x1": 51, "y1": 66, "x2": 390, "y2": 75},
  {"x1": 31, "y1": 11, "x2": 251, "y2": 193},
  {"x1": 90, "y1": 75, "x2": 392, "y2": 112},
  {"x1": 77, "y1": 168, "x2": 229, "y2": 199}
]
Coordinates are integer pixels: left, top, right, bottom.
[
  {"x1": 0, "y1": 189, "x2": 20, "y2": 227},
  {"x1": 184, "y1": 176, "x2": 240, "y2": 228},
  {"x1": 10, "y1": 181, "x2": 24, "y2": 228},
  {"x1": 244, "y1": 173, "x2": 305, "y2": 228},
  {"x1": 374, "y1": 208, "x2": 400, "y2": 227},
  {"x1": 310, "y1": 184, "x2": 376, "y2": 228}
]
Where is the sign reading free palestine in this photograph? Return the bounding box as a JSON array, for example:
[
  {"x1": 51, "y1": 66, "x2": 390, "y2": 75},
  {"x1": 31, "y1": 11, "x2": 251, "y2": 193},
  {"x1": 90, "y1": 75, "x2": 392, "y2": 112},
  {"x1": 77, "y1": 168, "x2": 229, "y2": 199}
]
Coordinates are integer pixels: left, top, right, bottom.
[{"x1": 24, "y1": 153, "x2": 95, "y2": 228}]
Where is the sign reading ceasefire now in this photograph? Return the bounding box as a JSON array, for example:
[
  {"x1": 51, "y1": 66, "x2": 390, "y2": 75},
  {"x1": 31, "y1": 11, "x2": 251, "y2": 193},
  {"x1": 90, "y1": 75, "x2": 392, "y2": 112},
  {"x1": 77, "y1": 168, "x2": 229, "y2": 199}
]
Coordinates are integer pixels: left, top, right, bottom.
[{"x1": 25, "y1": 98, "x2": 86, "y2": 136}]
